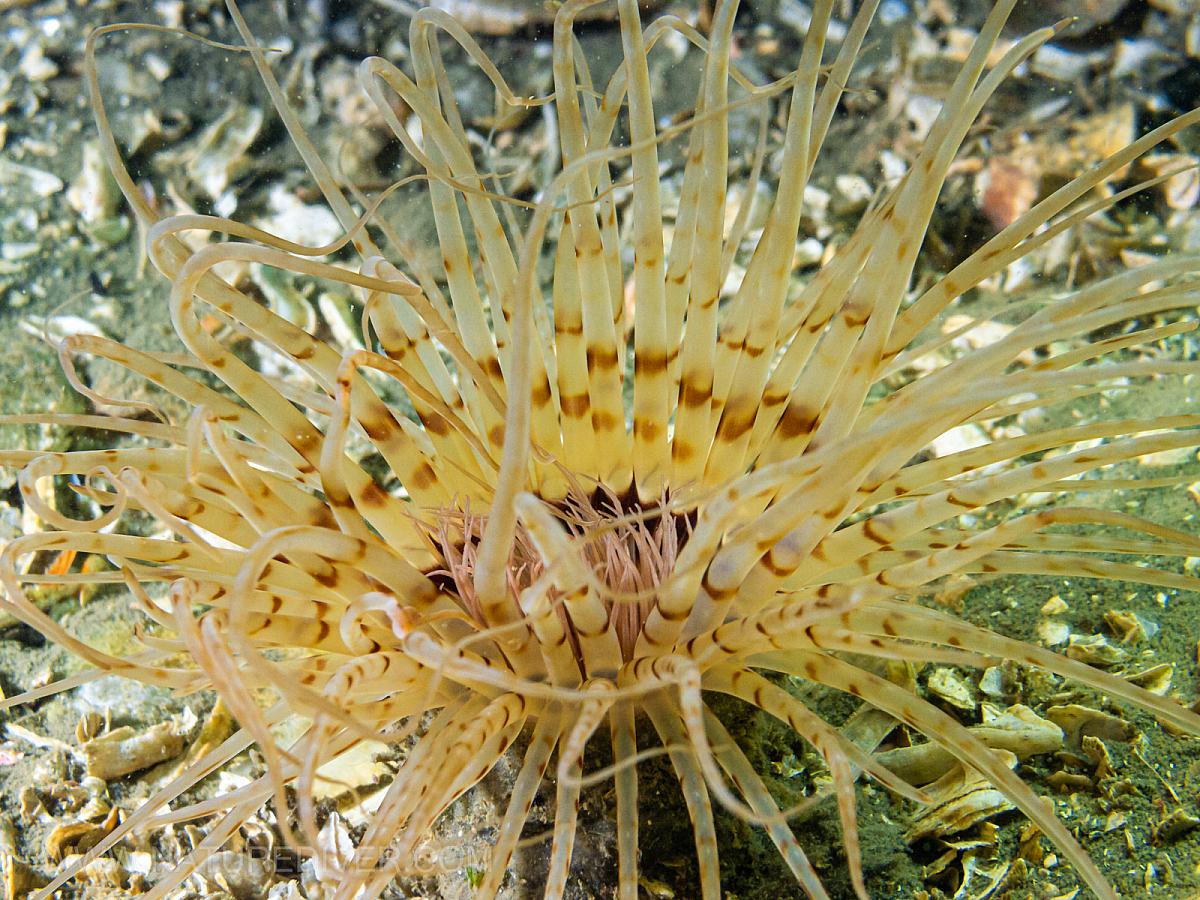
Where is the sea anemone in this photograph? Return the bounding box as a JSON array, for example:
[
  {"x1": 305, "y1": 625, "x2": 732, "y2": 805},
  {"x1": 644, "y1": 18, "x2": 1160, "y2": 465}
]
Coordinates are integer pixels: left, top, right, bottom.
[{"x1": 2, "y1": 0, "x2": 1199, "y2": 898}]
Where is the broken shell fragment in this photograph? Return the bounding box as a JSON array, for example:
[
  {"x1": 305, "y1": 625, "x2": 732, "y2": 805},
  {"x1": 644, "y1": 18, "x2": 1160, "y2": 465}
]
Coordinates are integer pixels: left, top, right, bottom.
[
  {"x1": 1137, "y1": 152, "x2": 1200, "y2": 210},
  {"x1": 1153, "y1": 809, "x2": 1200, "y2": 844},
  {"x1": 927, "y1": 667, "x2": 977, "y2": 712},
  {"x1": 74, "y1": 711, "x2": 103, "y2": 745},
  {"x1": 1037, "y1": 618, "x2": 1072, "y2": 647},
  {"x1": 1081, "y1": 735, "x2": 1114, "y2": 781},
  {"x1": 0, "y1": 156, "x2": 62, "y2": 199},
  {"x1": 975, "y1": 155, "x2": 1038, "y2": 231},
  {"x1": 17, "y1": 787, "x2": 47, "y2": 823},
  {"x1": 250, "y1": 262, "x2": 317, "y2": 333},
  {"x1": 1064, "y1": 633, "x2": 1128, "y2": 666},
  {"x1": 66, "y1": 141, "x2": 121, "y2": 225},
  {"x1": 876, "y1": 704, "x2": 1063, "y2": 785},
  {"x1": 43, "y1": 782, "x2": 89, "y2": 814},
  {"x1": 1126, "y1": 663, "x2": 1173, "y2": 696},
  {"x1": 69, "y1": 855, "x2": 126, "y2": 889},
  {"x1": 1041, "y1": 594, "x2": 1069, "y2": 615},
  {"x1": 1, "y1": 853, "x2": 48, "y2": 899},
  {"x1": 80, "y1": 722, "x2": 185, "y2": 780},
  {"x1": 1103, "y1": 609, "x2": 1158, "y2": 644},
  {"x1": 1045, "y1": 770, "x2": 1094, "y2": 793},
  {"x1": 426, "y1": 0, "x2": 664, "y2": 34},
  {"x1": 1046, "y1": 704, "x2": 1137, "y2": 746},
  {"x1": 195, "y1": 849, "x2": 273, "y2": 897},
  {"x1": 183, "y1": 105, "x2": 264, "y2": 202},
  {"x1": 179, "y1": 698, "x2": 234, "y2": 772},
  {"x1": 44, "y1": 806, "x2": 118, "y2": 862},
  {"x1": 268, "y1": 882, "x2": 305, "y2": 900},
  {"x1": 978, "y1": 666, "x2": 1006, "y2": 699},
  {"x1": 907, "y1": 750, "x2": 1019, "y2": 841}
]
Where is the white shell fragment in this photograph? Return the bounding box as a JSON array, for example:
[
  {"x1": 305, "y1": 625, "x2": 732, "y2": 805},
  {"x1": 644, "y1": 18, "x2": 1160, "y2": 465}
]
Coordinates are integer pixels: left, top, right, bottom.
[
  {"x1": 978, "y1": 666, "x2": 1005, "y2": 699},
  {"x1": 18, "y1": 44, "x2": 57, "y2": 82},
  {"x1": 427, "y1": 0, "x2": 662, "y2": 34},
  {"x1": 1037, "y1": 618, "x2": 1072, "y2": 647},
  {"x1": 66, "y1": 141, "x2": 122, "y2": 224},
  {"x1": 1064, "y1": 632, "x2": 1128, "y2": 666},
  {"x1": 0, "y1": 156, "x2": 63, "y2": 198},
  {"x1": 184, "y1": 105, "x2": 264, "y2": 201},
  {"x1": 927, "y1": 667, "x2": 977, "y2": 712},
  {"x1": 255, "y1": 184, "x2": 344, "y2": 249},
  {"x1": 1030, "y1": 44, "x2": 1095, "y2": 82},
  {"x1": 309, "y1": 812, "x2": 355, "y2": 886},
  {"x1": 18, "y1": 315, "x2": 108, "y2": 343},
  {"x1": 832, "y1": 173, "x2": 873, "y2": 214}
]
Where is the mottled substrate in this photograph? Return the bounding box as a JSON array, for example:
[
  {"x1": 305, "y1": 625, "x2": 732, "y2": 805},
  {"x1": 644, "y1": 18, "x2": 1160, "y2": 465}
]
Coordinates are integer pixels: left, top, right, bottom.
[{"x1": 1, "y1": 0, "x2": 1199, "y2": 898}]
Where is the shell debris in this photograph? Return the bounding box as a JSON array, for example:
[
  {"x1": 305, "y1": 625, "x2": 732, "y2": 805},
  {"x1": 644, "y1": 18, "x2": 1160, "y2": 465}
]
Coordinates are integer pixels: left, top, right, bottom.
[
  {"x1": 877, "y1": 703, "x2": 1064, "y2": 786},
  {"x1": 174, "y1": 105, "x2": 264, "y2": 207},
  {"x1": 80, "y1": 721, "x2": 186, "y2": 781},
  {"x1": 44, "y1": 805, "x2": 119, "y2": 863},
  {"x1": 1046, "y1": 704, "x2": 1138, "y2": 747},
  {"x1": 907, "y1": 750, "x2": 1020, "y2": 843}
]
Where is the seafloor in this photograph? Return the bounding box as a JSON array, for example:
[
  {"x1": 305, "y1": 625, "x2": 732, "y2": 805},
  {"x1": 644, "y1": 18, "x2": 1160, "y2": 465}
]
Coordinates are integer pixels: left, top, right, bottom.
[{"x1": 0, "y1": 0, "x2": 1199, "y2": 898}]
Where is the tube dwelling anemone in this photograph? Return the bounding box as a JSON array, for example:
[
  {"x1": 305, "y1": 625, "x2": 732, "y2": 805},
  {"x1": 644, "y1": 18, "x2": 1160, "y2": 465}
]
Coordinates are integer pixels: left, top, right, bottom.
[{"x1": 2, "y1": 0, "x2": 1200, "y2": 897}]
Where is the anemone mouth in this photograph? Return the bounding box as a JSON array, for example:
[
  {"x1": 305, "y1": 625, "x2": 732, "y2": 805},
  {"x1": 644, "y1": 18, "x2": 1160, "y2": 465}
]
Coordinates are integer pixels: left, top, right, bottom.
[{"x1": 423, "y1": 481, "x2": 697, "y2": 666}]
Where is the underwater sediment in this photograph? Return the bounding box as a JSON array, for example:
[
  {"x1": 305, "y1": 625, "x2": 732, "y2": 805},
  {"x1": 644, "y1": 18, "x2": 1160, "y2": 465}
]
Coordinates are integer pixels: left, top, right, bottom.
[{"x1": 0, "y1": 1, "x2": 1198, "y2": 898}]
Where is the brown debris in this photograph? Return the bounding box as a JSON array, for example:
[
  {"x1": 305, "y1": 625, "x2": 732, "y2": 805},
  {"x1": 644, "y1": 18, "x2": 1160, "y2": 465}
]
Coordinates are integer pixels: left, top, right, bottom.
[
  {"x1": 0, "y1": 853, "x2": 47, "y2": 900},
  {"x1": 1046, "y1": 704, "x2": 1137, "y2": 746},
  {"x1": 1051, "y1": 105, "x2": 1137, "y2": 181},
  {"x1": 1081, "y1": 735, "x2": 1114, "y2": 781},
  {"x1": 80, "y1": 722, "x2": 186, "y2": 780},
  {"x1": 1152, "y1": 808, "x2": 1200, "y2": 844},
  {"x1": 45, "y1": 805, "x2": 118, "y2": 862},
  {"x1": 976, "y1": 156, "x2": 1039, "y2": 231},
  {"x1": 1103, "y1": 609, "x2": 1157, "y2": 645},
  {"x1": 1045, "y1": 771, "x2": 1093, "y2": 793}
]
